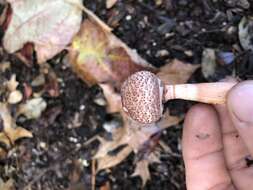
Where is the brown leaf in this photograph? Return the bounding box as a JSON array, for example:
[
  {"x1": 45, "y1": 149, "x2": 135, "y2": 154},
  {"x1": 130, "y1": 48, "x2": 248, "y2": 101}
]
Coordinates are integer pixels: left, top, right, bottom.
[
  {"x1": 100, "y1": 181, "x2": 111, "y2": 190},
  {"x1": 4, "y1": 0, "x2": 82, "y2": 63},
  {"x1": 157, "y1": 59, "x2": 200, "y2": 85},
  {"x1": 106, "y1": 0, "x2": 118, "y2": 9},
  {"x1": 132, "y1": 160, "x2": 150, "y2": 186},
  {"x1": 0, "y1": 148, "x2": 7, "y2": 160},
  {"x1": 0, "y1": 61, "x2": 10, "y2": 73},
  {"x1": 94, "y1": 112, "x2": 179, "y2": 172},
  {"x1": 94, "y1": 126, "x2": 127, "y2": 159},
  {"x1": 0, "y1": 178, "x2": 15, "y2": 190},
  {"x1": 0, "y1": 4, "x2": 11, "y2": 31},
  {"x1": 23, "y1": 83, "x2": 33, "y2": 100},
  {"x1": 44, "y1": 67, "x2": 60, "y2": 97},
  {"x1": 96, "y1": 145, "x2": 132, "y2": 172},
  {"x1": 16, "y1": 43, "x2": 34, "y2": 67},
  {"x1": 99, "y1": 84, "x2": 121, "y2": 113},
  {"x1": 156, "y1": 110, "x2": 183, "y2": 130},
  {"x1": 69, "y1": 19, "x2": 155, "y2": 89},
  {"x1": 0, "y1": 103, "x2": 33, "y2": 147},
  {"x1": 68, "y1": 13, "x2": 155, "y2": 114},
  {"x1": 6, "y1": 75, "x2": 18, "y2": 92},
  {"x1": 132, "y1": 151, "x2": 161, "y2": 187},
  {"x1": 82, "y1": 5, "x2": 112, "y2": 33},
  {"x1": 69, "y1": 160, "x2": 82, "y2": 184}
]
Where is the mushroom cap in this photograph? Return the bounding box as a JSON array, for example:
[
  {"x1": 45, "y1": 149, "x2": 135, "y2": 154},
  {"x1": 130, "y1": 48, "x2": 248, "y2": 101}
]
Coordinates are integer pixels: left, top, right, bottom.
[{"x1": 121, "y1": 71, "x2": 163, "y2": 124}]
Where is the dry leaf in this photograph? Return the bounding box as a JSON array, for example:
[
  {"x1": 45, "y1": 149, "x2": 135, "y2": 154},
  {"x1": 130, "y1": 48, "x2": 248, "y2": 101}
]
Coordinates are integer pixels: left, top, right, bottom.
[
  {"x1": 0, "y1": 178, "x2": 15, "y2": 190},
  {"x1": 96, "y1": 146, "x2": 132, "y2": 171},
  {"x1": 106, "y1": 0, "x2": 118, "y2": 9},
  {"x1": 0, "y1": 148, "x2": 7, "y2": 160},
  {"x1": 94, "y1": 112, "x2": 178, "y2": 172},
  {"x1": 8, "y1": 90, "x2": 23, "y2": 104},
  {"x1": 5, "y1": 75, "x2": 23, "y2": 104},
  {"x1": 0, "y1": 3, "x2": 8, "y2": 26},
  {"x1": 99, "y1": 84, "x2": 121, "y2": 113},
  {"x1": 6, "y1": 75, "x2": 18, "y2": 92},
  {"x1": 100, "y1": 181, "x2": 111, "y2": 190},
  {"x1": 4, "y1": 0, "x2": 82, "y2": 63},
  {"x1": 132, "y1": 151, "x2": 161, "y2": 186},
  {"x1": 132, "y1": 160, "x2": 150, "y2": 186},
  {"x1": 23, "y1": 83, "x2": 33, "y2": 99},
  {"x1": 0, "y1": 103, "x2": 33, "y2": 148},
  {"x1": 68, "y1": 15, "x2": 155, "y2": 114},
  {"x1": 157, "y1": 59, "x2": 199, "y2": 85},
  {"x1": 94, "y1": 126, "x2": 127, "y2": 159},
  {"x1": 156, "y1": 110, "x2": 183, "y2": 130},
  {"x1": 44, "y1": 66, "x2": 60, "y2": 97},
  {"x1": 17, "y1": 98, "x2": 47, "y2": 119},
  {"x1": 69, "y1": 19, "x2": 155, "y2": 89},
  {"x1": 16, "y1": 43, "x2": 35, "y2": 66},
  {"x1": 82, "y1": 5, "x2": 112, "y2": 33},
  {"x1": 0, "y1": 62, "x2": 11, "y2": 73}
]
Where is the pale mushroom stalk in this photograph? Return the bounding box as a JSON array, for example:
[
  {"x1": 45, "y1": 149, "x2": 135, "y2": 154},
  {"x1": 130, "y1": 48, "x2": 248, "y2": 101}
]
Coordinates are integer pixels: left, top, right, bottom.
[
  {"x1": 164, "y1": 82, "x2": 236, "y2": 104},
  {"x1": 121, "y1": 71, "x2": 237, "y2": 124}
]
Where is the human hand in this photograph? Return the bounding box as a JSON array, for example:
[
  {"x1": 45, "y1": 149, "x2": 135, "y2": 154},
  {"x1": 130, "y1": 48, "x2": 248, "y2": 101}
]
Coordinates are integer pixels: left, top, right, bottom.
[{"x1": 182, "y1": 81, "x2": 253, "y2": 190}]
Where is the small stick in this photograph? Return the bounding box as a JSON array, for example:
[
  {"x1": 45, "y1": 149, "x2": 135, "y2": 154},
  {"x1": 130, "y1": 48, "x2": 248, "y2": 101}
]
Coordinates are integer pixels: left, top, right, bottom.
[{"x1": 91, "y1": 159, "x2": 96, "y2": 190}]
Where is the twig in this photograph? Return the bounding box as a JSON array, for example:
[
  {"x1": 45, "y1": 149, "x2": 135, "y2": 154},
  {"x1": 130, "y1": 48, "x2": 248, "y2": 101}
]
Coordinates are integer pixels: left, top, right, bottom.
[
  {"x1": 91, "y1": 159, "x2": 96, "y2": 190},
  {"x1": 83, "y1": 135, "x2": 99, "y2": 147}
]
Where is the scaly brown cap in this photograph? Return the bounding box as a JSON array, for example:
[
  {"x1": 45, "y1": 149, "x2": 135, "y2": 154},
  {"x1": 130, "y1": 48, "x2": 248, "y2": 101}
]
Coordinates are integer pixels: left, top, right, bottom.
[{"x1": 121, "y1": 71, "x2": 163, "y2": 124}]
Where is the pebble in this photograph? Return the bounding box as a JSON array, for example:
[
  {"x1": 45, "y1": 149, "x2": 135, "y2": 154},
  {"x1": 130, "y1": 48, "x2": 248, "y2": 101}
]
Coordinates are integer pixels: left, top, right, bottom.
[
  {"x1": 39, "y1": 142, "x2": 47, "y2": 149},
  {"x1": 94, "y1": 97, "x2": 106, "y2": 106},
  {"x1": 155, "y1": 50, "x2": 169, "y2": 57},
  {"x1": 69, "y1": 137, "x2": 78, "y2": 143},
  {"x1": 126, "y1": 15, "x2": 132, "y2": 21},
  {"x1": 165, "y1": 32, "x2": 175, "y2": 38},
  {"x1": 184, "y1": 50, "x2": 193, "y2": 57},
  {"x1": 78, "y1": 158, "x2": 89, "y2": 167},
  {"x1": 79, "y1": 104, "x2": 85, "y2": 110}
]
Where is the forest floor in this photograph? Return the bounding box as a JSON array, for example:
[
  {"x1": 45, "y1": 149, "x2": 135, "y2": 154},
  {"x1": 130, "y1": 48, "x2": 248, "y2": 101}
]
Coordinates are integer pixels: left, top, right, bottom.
[{"x1": 0, "y1": 0, "x2": 253, "y2": 190}]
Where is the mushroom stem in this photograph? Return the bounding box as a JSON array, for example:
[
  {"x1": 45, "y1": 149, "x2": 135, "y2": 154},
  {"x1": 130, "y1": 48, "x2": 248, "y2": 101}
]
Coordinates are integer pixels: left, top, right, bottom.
[{"x1": 164, "y1": 82, "x2": 237, "y2": 104}]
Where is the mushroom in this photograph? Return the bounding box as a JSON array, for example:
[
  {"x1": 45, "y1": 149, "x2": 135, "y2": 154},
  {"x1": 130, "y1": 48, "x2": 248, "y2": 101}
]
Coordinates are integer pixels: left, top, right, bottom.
[{"x1": 121, "y1": 71, "x2": 237, "y2": 124}]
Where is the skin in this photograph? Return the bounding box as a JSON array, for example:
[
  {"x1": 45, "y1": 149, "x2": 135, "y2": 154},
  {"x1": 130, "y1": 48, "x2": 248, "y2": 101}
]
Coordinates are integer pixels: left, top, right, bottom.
[{"x1": 183, "y1": 81, "x2": 253, "y2": 190}]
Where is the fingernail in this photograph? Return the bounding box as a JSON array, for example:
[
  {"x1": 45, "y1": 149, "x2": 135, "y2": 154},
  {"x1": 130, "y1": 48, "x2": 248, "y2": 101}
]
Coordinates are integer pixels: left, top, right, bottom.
[{"x1": 228, "y1": 81, "x2": 253, "y2": 124}]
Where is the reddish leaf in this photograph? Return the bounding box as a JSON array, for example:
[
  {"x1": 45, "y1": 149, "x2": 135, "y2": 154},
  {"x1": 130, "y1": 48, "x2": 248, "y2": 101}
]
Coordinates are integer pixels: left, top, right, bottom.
[{"x1": 69, "y1": 19, "x2": 155, "y2": 89}]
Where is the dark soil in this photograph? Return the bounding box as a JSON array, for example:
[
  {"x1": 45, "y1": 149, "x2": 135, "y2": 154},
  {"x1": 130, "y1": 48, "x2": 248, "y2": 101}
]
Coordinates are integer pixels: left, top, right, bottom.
[{"x1": 1, "y1": 0, "x2": 253, "y2": 190}]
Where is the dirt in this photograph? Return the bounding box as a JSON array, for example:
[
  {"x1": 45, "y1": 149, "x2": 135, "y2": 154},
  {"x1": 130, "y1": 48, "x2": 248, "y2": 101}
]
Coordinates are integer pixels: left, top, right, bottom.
[{"x1": 0, "y1": 0, "x2": 253, "y2": 190}]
